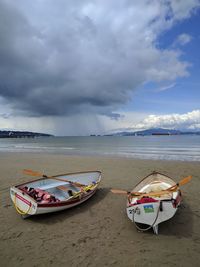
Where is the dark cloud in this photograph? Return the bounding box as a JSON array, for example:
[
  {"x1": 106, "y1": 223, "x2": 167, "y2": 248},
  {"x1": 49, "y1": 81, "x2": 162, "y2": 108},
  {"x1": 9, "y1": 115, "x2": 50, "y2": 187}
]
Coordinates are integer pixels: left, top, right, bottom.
[{"x1": 0, "y1": 0, "x2": 198, "y2": 118}]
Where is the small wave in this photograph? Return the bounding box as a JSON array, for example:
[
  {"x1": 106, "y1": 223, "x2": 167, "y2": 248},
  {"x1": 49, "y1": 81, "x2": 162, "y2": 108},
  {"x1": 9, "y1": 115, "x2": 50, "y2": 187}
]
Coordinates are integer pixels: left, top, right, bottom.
[
  {"x1": 12, "y1": 145, "x2": 75, "y2": 150},
  {"x1": 0, "y1": 136, "x2": 199, "y2": 161}
]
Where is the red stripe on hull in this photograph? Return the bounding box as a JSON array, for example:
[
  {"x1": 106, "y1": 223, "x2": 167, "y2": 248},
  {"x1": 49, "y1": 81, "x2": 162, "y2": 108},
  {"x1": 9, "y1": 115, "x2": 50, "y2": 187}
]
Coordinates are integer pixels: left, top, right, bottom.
[{"x1": 16, "y1": 193, "x2": 31, "y2": 206}]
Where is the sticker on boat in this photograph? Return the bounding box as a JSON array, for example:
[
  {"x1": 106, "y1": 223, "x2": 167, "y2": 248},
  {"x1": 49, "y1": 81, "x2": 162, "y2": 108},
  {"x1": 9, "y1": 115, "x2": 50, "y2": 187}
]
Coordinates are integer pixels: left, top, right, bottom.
[{"x1": 143, "y1": 204, "x2": 154, "y2": 213}]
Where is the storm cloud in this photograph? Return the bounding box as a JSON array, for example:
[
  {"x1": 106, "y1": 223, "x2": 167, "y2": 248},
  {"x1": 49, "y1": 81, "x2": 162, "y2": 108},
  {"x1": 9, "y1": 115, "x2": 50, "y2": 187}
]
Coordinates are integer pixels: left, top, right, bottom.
[{"x1": 0, "y1": 0, "x2": 199, "y2": 118}]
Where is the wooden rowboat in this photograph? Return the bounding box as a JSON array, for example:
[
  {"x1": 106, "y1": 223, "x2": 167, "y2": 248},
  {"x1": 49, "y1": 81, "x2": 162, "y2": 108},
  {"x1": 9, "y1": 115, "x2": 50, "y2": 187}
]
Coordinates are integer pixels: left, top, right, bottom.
[
  {"x1": 127, "y1": 171, "x2": 186, "y2": 234},
  {"x1": 10, "y1": 170, "x2": 101, "y2": 218},
  {"x1": 111, "y1": 171, "x2": 191, "y2": 234}
]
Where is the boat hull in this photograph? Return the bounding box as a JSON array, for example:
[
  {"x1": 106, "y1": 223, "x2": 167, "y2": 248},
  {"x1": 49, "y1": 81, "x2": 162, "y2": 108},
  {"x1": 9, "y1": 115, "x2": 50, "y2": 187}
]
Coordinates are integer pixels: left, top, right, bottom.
[
  {"x1": 10, "y1": 187, "x2": 38, "y2": 215},
  {"x1": 127, "y1": 193, "x2": 181, "y2": 225},
  {"x1": 126, "y1": 172, "x2": 182, "y2": 234},
  {"x1": 10, "y1": 170, "x2": 101, "y2": 217}
]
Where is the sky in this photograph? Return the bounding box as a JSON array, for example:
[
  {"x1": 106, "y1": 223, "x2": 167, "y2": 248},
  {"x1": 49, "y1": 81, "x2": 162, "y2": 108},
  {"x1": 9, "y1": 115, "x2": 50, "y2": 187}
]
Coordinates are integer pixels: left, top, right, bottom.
[{"x1": 0, "y1": 0, "x2": 200, "y2": 136}]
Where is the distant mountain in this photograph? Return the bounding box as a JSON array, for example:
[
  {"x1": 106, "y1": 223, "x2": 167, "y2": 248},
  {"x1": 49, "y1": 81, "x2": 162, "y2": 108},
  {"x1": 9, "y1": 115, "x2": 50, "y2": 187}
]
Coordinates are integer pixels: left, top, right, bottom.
[
  {"x1": 108, "y1": 128, "x2": 200, "y2": 136},
  {"x1": 134, "y1": 128, "x2": 181, "y2": 136},
  {"x1": 0, "y1": 130, "x2": 53, "y2": 138}
]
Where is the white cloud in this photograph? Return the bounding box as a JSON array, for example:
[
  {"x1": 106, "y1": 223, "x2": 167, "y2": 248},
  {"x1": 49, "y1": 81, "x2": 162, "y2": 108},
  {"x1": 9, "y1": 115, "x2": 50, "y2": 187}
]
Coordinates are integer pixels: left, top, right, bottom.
[
  {"x1": 131, "y1": 110, "x2": 200, "y2": 131},
  {"x1": 155, "y1": 83, "x2": 176, "y2": 92},
  {"x1": 170, "y1": 0, "x2": 200, "y2": 20},
  {"x1": 175, "y1": 33, "x2": 192, "y2": 46}
]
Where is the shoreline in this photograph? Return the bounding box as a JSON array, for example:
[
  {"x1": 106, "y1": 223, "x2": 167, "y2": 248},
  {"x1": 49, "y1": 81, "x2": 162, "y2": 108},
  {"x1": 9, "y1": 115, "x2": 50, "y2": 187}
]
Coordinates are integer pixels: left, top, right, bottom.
[
  {"x1": 0, "y1": 153, "x2": 200, "y2": 266},
  {"x1": 0, "y1": 150, "x2": 200, "y2": 163}
]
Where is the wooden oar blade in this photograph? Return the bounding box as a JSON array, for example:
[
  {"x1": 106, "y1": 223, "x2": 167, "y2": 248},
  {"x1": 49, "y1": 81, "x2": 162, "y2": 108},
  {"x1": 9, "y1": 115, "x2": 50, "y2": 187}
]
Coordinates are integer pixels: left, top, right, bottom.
[
  {"x1": 23, "y1": 169, "x2": 34, "y2": 174},
  {"x1": 111, "y1": 189, "x2": 128, "y2": 195},
  {"x1": 178, "y1": 175, "x2": 192, "y2": 186},
  {"x1": 168, "y1": 175, "x2": 192, "y2": 191},
  {"x1": 23, "y1": 169, "x2": 44, "y2": 177}
]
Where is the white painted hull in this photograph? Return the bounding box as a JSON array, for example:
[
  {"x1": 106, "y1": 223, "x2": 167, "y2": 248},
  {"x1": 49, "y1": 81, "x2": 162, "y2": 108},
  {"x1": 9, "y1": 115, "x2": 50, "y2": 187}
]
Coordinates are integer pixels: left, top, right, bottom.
[
  {"x1": 35, "y1": 189, "x2": 97, "y2": 215},
  {"x1": 10, "y1": 170, "x2": 101, "y2": 217},
  {"x1": 126, "y1": 172, "x2": 182, "y2": 234}
]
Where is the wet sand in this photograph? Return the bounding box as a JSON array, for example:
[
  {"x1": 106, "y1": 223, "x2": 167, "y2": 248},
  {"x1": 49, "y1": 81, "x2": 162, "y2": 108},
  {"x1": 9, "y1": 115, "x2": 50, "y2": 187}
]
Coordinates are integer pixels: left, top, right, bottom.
[{"x1": 0, "y1": 152, "x2": 200, "y2": 267}]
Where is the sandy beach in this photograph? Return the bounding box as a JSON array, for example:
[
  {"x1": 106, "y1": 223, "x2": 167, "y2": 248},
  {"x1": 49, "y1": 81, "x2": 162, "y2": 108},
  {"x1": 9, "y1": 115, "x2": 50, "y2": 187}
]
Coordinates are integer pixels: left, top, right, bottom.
[{"x1": 0, "y1": 152, "x2": 199, "y2": 267}]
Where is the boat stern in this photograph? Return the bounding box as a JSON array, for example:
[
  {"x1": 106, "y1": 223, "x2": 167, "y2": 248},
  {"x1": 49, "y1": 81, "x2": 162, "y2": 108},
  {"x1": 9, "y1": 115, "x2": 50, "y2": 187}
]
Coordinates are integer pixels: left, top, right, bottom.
[{"x1": 10, "y1": 187, "x2": 38, "y2": 216}]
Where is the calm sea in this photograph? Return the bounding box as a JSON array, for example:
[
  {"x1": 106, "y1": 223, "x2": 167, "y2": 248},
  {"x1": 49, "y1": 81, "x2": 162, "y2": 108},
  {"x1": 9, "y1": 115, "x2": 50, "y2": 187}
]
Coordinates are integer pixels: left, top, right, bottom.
[{"x1": 0, "y1": 135, "x2": 199, "y2": 161}]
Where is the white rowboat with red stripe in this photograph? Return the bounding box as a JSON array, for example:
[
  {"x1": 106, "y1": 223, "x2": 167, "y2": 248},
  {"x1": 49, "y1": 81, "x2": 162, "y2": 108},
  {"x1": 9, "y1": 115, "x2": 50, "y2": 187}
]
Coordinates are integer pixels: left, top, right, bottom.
[{"x1": 10, "y1": 170, "x2": 101, "y2": 218}]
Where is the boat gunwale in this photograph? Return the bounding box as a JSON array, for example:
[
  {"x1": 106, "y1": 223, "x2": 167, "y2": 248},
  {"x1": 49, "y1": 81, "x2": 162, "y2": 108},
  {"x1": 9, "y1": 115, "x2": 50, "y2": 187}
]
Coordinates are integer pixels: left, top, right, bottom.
[
  {"x1": 13, "y1": 170, "x2": 102, "y2": 188},
  {"x1": 132, "y1": 171, "x2": 176, "y2": 191}
]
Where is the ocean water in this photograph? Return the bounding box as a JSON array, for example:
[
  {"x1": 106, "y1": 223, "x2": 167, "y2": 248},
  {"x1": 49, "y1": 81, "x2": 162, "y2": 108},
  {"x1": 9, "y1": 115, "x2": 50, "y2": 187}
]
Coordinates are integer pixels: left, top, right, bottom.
[{"x1": 0, "y1": 135, "x2": 199, "y2": 161}]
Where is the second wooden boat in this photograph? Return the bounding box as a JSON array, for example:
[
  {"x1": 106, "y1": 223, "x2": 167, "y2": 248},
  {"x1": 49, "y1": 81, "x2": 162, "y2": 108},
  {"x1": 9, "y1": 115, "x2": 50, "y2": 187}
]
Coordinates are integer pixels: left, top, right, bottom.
[
  {"x1": 111, "y1": 171, "x2": 191, "y2": 234},
  {"x1": 126, "y1": 171, "x2": 188, "y2": 234},
  {"x1": 10, "y1": 170, "x2": 101, "y2": 218}
]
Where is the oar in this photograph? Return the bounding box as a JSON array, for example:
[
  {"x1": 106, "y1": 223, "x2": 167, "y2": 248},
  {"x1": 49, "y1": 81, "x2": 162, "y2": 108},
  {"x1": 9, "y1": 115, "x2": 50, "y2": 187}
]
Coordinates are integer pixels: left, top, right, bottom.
[
  {"x1": 23, "y1": 169, "x2": 86, "y2": 187},
  {"x1": 111, "y1": 175, "x2": 192, "y2": 198},
  {"x1": 111, "y1": 189, "x2": 142, "y2": 196},
  {"x1": 168, "y1": 175, "x2": 192, "y2": 191},
  {"x1": 133, "y1": 189, "x2": 176, "y2": 198},
  {"x1": 111, "y1": 188, "x2": 174, "y2": 198},
  {"x1": 110, "y1": 189, "x2": 129, "y2": 195}
]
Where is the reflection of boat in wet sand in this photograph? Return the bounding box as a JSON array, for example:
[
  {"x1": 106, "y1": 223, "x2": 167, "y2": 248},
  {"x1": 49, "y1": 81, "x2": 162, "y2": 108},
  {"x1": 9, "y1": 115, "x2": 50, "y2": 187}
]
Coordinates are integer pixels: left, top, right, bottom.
[
  {"x1": 10, "y1": 169, "x2": 101, "y2": 218},
  {"x1": 112, "y1": 172, "x2": 192, "y2": 234}
]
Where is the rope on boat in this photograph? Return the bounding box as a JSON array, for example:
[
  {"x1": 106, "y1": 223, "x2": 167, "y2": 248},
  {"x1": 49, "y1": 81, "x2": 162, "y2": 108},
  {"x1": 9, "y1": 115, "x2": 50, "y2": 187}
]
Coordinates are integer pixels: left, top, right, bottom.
[
  {"x1": 73, "y1": 182, "x2": 97, "y2": 197},
  {"x1": 14, "y1": 193, "x2": 32, "y2": 215},
  {"x1": 132, "y1": 201, "x2": 161, "y2": 232}
]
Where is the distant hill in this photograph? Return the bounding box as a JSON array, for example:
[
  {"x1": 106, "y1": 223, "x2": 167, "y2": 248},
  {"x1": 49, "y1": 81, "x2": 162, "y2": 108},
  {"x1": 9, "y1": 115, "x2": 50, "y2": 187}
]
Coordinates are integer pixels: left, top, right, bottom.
[
  {"x1": 0, "y1": 130, "x2": 53, "y2": 138},
  {"x1": 108, "y1": 128, "x2": 200, "y2": 136},
  {"x1": 133, "y1": 128, "x2": 181, "y2": 136}
]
